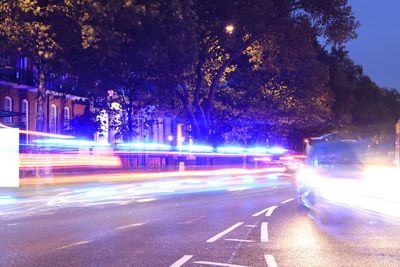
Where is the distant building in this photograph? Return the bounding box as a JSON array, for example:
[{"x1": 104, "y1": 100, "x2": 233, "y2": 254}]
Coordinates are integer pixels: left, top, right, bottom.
[{"x1": 95, "y1": 92, "x2": 183, "y2": 145}]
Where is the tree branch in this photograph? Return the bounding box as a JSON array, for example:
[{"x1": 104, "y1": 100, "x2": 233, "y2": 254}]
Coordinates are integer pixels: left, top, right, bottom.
[{"x1": 205, "y1": 40, "x2": 251, "y2": 118}]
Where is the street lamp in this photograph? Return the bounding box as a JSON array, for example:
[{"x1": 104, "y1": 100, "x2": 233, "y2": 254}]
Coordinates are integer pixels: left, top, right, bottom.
[{"x1": 225, "y1": 24, "x2": 234, "y2": 34}]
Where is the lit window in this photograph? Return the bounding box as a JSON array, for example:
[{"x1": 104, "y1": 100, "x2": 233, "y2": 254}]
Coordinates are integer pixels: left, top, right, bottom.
[
  {"x1": 63, "y1": 107, "x2": 70, "y2": 130},
  {"x1": 19, "y1": 56, "x2": 28, "y2": 70},
  {"x1": 21, "y1": 99, "x2": 29, "y2": 130},
  {"x1": 4, "y1": 96, "x2": 12, "y2": 123},
  {"x1": 50, "y1": 104, "x2": 57, "y2": 133}
]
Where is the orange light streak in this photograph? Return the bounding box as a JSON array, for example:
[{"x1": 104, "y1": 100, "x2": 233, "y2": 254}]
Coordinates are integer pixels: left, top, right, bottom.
[
  {"x1": 20, "y1": 167, "x2": 286, "y2": 185},
  {"x1": 20, "y1": 154, "x2": 121, "y2": 168}
]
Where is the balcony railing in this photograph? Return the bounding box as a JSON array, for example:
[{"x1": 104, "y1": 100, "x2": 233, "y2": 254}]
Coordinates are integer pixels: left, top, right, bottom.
[
  {"x1": 0, "y1": 66, "x2": 79, "y2": 94},
  {"x1": 0, "y1": 66, "x2": 36, "y2": 86},
  {"x1": 46, "y1": 73, "x2": 79, "y2": 94}
]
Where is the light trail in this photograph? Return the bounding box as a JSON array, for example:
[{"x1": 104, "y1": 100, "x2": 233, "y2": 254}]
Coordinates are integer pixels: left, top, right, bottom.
[
  {"x1": 19, "y1": 153, "x2": 121, "y2": 168},
  {"x1": 20, "y1": 167, "x2": 286, "y2": 185},
  {"x1": 114, "y1": 150, "x2": 283, "y2": 157},
  {"x1": 0, "y1": 123, "x2": 74, "y2": 139},
  {"x1": 20, "y1": 130, "x2": 75, "y2": 139},
  {"x1": 0, "y1": 170, "x2": 286, "y2": 220}
]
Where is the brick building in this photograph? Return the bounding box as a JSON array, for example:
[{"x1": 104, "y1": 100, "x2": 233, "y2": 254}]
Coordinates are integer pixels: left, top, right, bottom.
[
  {"x1": 0, "y1": 54, "x2": 88, "y2": 143},
  {"x1": 0, "y1": 54, "x2": 186, "y2": 146}
]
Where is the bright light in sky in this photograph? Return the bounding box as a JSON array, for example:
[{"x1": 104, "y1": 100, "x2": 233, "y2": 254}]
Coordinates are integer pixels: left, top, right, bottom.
[{"x1": 225, "y1": 24, "x2": 234, "y2": 34}]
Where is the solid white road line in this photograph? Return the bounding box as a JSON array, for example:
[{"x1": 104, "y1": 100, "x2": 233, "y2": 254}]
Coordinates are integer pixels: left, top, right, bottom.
[
  {"x1": 261, "y1": 222, "x2": 269, "y2": 242},
  {"x1": 252, "y1": 206, "x2": 278, "y2": 217},
  {"x1": 265, "y1": 206, "x2": 278, "y2": 217},
  {"x1": 206, "y1": 222, "x2": 244, "y2": 243},
  {"x1": 170, "y1": 255, "x2": 193, "y2": 267},
  {"x1": 224, "y1": 238, "x2": 255, "y2": 243},
  {"x1": 244, "y1": 224, "x2": 257, "y2": 228},
  {"x1": 264, "y1": 255, "x2": 278, "y2": 267},
  {"x1": 281, "y1": 198, "x2": 294, "y2": 204},
  {"x1": 193, "y1": 261, "x2": 249, "y2": 267},
  {"x1": 57, "y1": 240, "x2": 92, "y2": 250}
]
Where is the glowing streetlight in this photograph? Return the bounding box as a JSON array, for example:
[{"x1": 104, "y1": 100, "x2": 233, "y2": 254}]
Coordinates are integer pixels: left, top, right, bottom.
[{"x1": 225, "y1": 24, "x2": 234, "y2": 34}]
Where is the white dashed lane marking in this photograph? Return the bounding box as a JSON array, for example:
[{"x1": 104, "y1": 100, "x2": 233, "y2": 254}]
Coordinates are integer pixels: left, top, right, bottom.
[
  {"x1": 178, "y1": 216, "x2": 206, "y2": 224},
  {"x1": 170, "y1": 255, "x2": 193, "y2": 267},
  {"x1": 57, "y1": 240, "x2": 92, "y2": 250},
  {"x1": 264, "y1": 254, "x2": 278, "y2": 267},
  {"x1": 261, "y1": 222, "x2": 269, "y2": 242},
  {"x1": 224, "y1": 238, "x2": 255, "y2": 243},
  {"x1": 193, "y1": 261, "x2": 249, "y2": 267},
  {"x1": 281, "y1": 198, "x2": 294, "y2": 204},
  {"x1": 206, "y1": 222, "x2": 244, "y2": 243},
  {"x1": 114, "y1": 223, "x2": 144, "y2": 231}
]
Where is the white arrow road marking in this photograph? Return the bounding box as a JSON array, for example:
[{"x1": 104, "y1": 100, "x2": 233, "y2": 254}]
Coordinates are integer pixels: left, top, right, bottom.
[
  {"x1": 261, "y1": 222, "x2": 269, "y2": 242},
  {"x1": 206, "y1": 222, "x2": 244, "y2": 243},
  {"x1": 264, "y1": 255, "x2": 278, "y2": 267},
  {"x1": 170, "y1": 255, "x2": 193, "y2": 267},
  {"x1": 252, "y1": 206, "x2": 278, "y2": 217},
  {"x1": 193, "y1": 261, "x2": 250, "y2": 267},
  {"x1": 265, "y1": 206, "x2": 278, "y2": 217}
]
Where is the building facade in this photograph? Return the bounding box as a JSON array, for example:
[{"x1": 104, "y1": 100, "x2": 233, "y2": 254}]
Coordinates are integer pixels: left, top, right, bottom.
[
  {"x1": 1, "y1": 53, "x2": 187, "y2": 146},
  {"x1": 0, "y1": 54, "x2": 88, "y2": 143}
]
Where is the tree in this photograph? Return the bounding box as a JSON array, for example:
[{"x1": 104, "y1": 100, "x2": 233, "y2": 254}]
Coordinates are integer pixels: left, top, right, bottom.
[
  {"x1": 325, "y1": 46, "x2": 400, "y2": 147},
  {"x1": 321, "y1": 47, "x2": 359, "y2": 131},
  {"x1": 172, "y1": 0, "x2": 359, "y2": 143},
  {"x1": 64, "y1": 0, "x2": 196, "y2": 141},
  {"x1": 0, "y1": 1, "x2": 67, "y2": 132}
]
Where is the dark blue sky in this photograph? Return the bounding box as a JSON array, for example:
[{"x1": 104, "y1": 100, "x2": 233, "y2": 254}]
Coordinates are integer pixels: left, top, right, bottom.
[{"x1": 347, "y1": 0, "x2": 400, "y2": 90}]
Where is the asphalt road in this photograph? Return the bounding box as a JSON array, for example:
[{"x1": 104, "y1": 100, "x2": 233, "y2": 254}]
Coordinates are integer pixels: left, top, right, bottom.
[{"x1": 1, "y1": 182, "x2": 400, "y2": 267}]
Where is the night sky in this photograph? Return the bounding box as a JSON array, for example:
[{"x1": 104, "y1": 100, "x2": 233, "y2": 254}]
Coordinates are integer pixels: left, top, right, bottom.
[{"x1": 347, "y1": 0, "x2": 400, "y2": 90}]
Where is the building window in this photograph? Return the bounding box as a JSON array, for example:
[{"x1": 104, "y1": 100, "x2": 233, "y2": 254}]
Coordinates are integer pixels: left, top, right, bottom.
[
  {"x1": 50, "y1": 104, "x2": 57, "y2": 133},
  {"x1": 4, "y1": 96, "x2": 12, "y2": 123},
  {"x1": 63, "y1": 107, "x2": 70, "y2": 130},
  {"x1": 21, "y1": 99, "x2": 29, "y2": 130}
]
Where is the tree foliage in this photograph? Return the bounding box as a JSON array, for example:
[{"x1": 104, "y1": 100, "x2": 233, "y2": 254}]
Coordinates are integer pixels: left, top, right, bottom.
[
  {"x1": 0, "y1": 0, "x2": 85, "y2": 131},
  {"x1": 63, "y1": 0, "x2": 195, "y2": 141},
  {"x1": 2, "y1": 0, "x2": 399, "y2": 149},
  {"x1": 0, "y1": 0, "x2": 61, "y2": 131},
  {"x1": 325, "y1": 46, "x2": 400, "y2": 146},
  {"x1": 170, "y1": 0, "x2": 358, "y2": 143}
]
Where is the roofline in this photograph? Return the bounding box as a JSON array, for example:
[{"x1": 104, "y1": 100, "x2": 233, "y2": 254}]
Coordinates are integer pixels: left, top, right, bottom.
[{"x1": 0, "y1": 81, "x2": 89, "y2": 102}]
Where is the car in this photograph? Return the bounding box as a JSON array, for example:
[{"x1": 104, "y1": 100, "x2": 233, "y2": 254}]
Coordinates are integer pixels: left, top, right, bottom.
[{"x1": 295, "y1": 140, "x2": 366, "y2": 224}]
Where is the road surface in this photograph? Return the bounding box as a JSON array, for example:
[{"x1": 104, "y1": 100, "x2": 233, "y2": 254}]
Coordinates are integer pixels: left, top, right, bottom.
[{"x1": 1, "y1": 181, "x2": 400, "y2": 266}]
